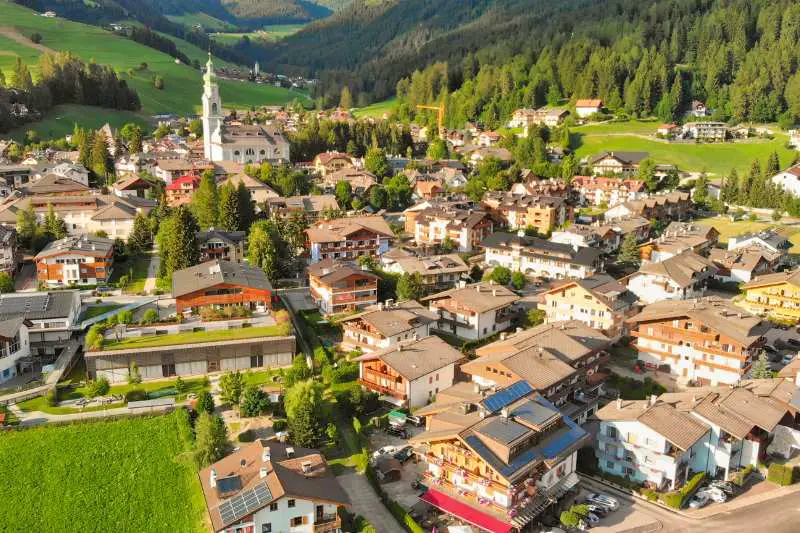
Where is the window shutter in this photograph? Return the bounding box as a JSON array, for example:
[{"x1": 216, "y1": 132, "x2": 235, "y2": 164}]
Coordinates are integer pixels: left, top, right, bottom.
[{"x1": 302, "y1": 516, "x2": 309, "y2": 525}]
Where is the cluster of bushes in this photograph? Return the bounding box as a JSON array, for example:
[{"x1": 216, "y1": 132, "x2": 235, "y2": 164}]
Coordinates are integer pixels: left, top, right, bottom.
[
  {"x1": 560, "y1": 504, "x2": 591, "y2": 528},
  {"x1": 732, "y1": 464, "x2": 754, "y2": 487},
  {"x1": 199, "y1": 305, "x2": 253, "y2": 321},
  {"x1": 767, "y1": 464, "x2": 799, "y2": 486},
  {"x1": 335, "y1": 385, "x2": 379, "y2": 418},
  {"x1": 662, "y1": 472, "x2": 705, "y2": 509}
]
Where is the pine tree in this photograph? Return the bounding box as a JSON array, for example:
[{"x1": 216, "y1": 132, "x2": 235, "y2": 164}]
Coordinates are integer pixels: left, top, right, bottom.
[
  {"x1": 339, "y1": 86, "x2": 352, "y2": 109},
  {"x1": 248, "y1": 220, "x2": 279, "y2": 282},
  {"x1": 91, "y1": 134, "x2": 113, "y2": 185},
  {"x1": 44, "y1": 203, "x2": 67, "y2": 239},
  {"x1": 193, "y1": 412, "x2": 228, "y2": 468},
  {"x1": 618, "y1": 233, "x2": 641, "y2": 266},
  {"x1": 163, "y1": 206, "x2": 200, "y2": 280},
  {"x1": 11, "y1": 57, "x2": 33, "y2": 92},
  {"x1": 78, "y1": 129, "x2": 93, "y2": 170},
  {"x1": 335, "y1": 180, "x2": 352, "y2": 209},
  {"x1": 766, "y1": 151, "x2": 781, "y2": 177},
  {"x1": 218, "y1": 183, "x2": 239, "y2": 232},
  {"x1": 128, "y1": 212, "x2": 153, "y2": 254},
  {"x1": 750, "y1": 352, "x2": 773, "y2": 379},
  {"x1": 287, "y1": 400, "x2": 323, "y2": 448},
  {"x1": 397, "y1": 273, "x2": 424, "y2": 300},
  {"x1": 191, "y1": 171, "x2": 219, "y2": 229},
  {"x1": 693, "y1": 174, "x2": 709, "y2": 205},
  {"x1": 236, "y1": 181, "x2": 254, "y2": 232},
  {"x1": 15, "y1": 204, "x2": 37, "y2": 245}
]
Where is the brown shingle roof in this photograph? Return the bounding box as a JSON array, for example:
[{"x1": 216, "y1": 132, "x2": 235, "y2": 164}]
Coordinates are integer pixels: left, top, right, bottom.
[
  {"x1": 172, "y1": 259, "x2": 272, "y2": 298},
  {"x1": 355, "y1": 335, "x2": 463, "y2": 380},
  {"x1": 339, "y1": 300, "x2": 437, "y2": 337},
  {"x1": 421, "y1": 282, "x2": 520, "y2": 314},
  {"x1": 634, "y1": 251, "x2": 717, "y2": 288},
  {"x1": 305, "y1": 215, "x2": 394, "y2": 242}
]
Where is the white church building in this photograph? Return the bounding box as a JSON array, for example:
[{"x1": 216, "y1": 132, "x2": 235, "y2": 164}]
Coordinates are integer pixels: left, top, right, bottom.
[{"x1": 202, "y1": 54, "x2": 290, "y2": 165}]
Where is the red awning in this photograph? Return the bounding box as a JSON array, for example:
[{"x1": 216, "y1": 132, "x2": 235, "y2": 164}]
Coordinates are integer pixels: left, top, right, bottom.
[{"x1": 420, "y1": 488, "x2": 514, "y2": 533}]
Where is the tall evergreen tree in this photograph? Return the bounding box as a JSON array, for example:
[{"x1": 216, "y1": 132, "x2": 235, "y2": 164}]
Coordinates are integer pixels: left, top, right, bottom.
[
  {"x1": 90, "y1": 134, "x2": 113, "y2": 185},
  {"x1": 163, "y1": 206, "x2": 200, "y2": 280},
  {"x1": 10, "y1": 57, "x2": 33, "y2": 92},
  {"x1": 618, "y1": 233, "x2": 641, "y2": 266},
  {"x1": 128, "y1": 212, "x2": 153, "y2": 254},
  {"x1": 218, "y1": 183, "x2": 239, "y2": 232},
  {"x1": 15, "y1": 204, "x2": 37, "y2": 245},
  {"x1": 44, "y1": 203, "x2": 68, "y2": 239},
  {"x1": 236, "y1": 182, "x2": 254, "y2": 232},
  {"x1": 78, "y1": 129, "x2": 93, "y2": 170},
  {"x1": 766, "y1": 151, "x2": 781, "y2": 177},
  {"x1": 191, "y1": 171, "x2": 219, "y2": 229},
  {"x1": 248, "y1": 220, "x2": 279, "y2": 282}
]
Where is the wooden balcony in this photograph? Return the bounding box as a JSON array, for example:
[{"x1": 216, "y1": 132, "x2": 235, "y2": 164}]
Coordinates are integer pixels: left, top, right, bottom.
[
  {"x1": 314, "y1": 514, "x2": 341, "y2": 533},
  {"x1": 359, "y1": 378, "x2": 406, "y2": 399}
]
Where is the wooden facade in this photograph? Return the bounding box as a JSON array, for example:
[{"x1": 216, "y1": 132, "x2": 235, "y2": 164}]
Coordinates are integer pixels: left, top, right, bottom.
[
  {"x1": 175, "y1": 282, "x2": 272, "y2": 314},
  {"x1": 359, "y1": 358, "x2": 407, "y2": 400}
]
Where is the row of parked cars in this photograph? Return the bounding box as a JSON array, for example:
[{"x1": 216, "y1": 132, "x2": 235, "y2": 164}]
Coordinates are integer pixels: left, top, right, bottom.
[
  {"x1": 689, "y1": 480, "x2": 735, "y2": 509},
  {"x1": 542, "y1": 492, "x2": 620, "y2": 532}
]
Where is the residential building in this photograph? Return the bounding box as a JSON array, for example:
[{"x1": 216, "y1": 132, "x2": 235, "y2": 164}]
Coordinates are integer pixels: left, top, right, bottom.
[
  {"x1": 0, "y1": 291, "x2": 81, "y2": 356},
  {"x1": 307, "y1": 259, "x2": 379, "y2": 315},
  {"x1": 266, "y1": 195, "x2": 338, "y2": 220},
  {"x1": 483, "y1": 232, "x2": 601, "y2": 280},
  {"x1": 355, "y1": 335, "x2": 463, "y2": 407},
  {"x1": 0, "y1": 194, "x2": 154, "y2": 241},
  {"x1": 202, "y1": 57, "x2": 290, "y2": 164},
  {"x1": 550, "y1": 225, "x2": 620, "y2": 255},
  {"x1": 0, "y1": 317, "x2": 31, "y2": 384},
  {"x1": 575, "y1": 99, "x2": 603, "y2": 117},
  {"x1": 509, "y1": 179, "x2": 570, "y2": 198},
  {"x1": 625, "y1": 251, "x2": 717, "y2": 304},
  {"x1": 690, "y1": 100, "x2": 709, "y2": 117},
  {"x1": 738, "y1": 269, "x2": 800, "y2": 321},
  {"x1": 380, "y1": 250, "x2": 469, "y2": 292},
  {"x1": 173, "y1": 260, "x2": 273, "y2": 315},
  {"x1": 603, "y1": 191, "x2": 692, "y2": 222},
  {"x1": 111, "y1": 175, "x2": 153, "y2": 199},
  {"x1": 639, "y1": 222, "x2": 719, "y2": 263},
  {"x1": 221, "y1": 171, "x2": 280, "y2": 206},
  {"x1": 25, "y1": 173, "x2": 91, "y2": 196},
  {"x1": 115, "y1": 153, "x2": 156, "y2": 177},
  {"x1": 588, "y1": 151, "x2": 649, "y2": 176},
  {"x1": 628, "y1": 296, "x2": 769, "y2": 385},
  {"x1": 541, "y1": 274, "x2": 638, "y2": 340},
  {"x1": 481, "y1": 193, "x2": 571, "y2": 235},
  {"x1": 197, "y1": 230, "x2": 246, "y2": 263},
  {"x1": 165, "y1": 174, "x2": 201, "y2": 207},
  {"x1": 771, "y1": 164, "x2": 800, "y2": 197},
  {"x1": 153, "y1": 158, "x2": 214, "y2": 185},
  {"x1": 508, "y1": 108, "x2": 568, "y2": 128},
  {"x1": 411, "y1": 383, "x2": 586, "y2": 531},
  {"x1": 570, "y1": 176, "x2": 646, "y2": 207},
  {"x1": 199, "y1": 439, "x2": 349, "y2": 533},
  {"x1": 595, "y1": 398, "x2": 711, "y2": 491},
  {"x1": 35, "y1": 235, "x2": 114, "y2": 286},
  {"x1": 410, "y1": 206, "x2": 493, "y2": 252},
  {"x1": 340, "y1": 300, "x2": 438, "y2": 353},
  {"x1": 86, "y1": 329, "x2": 294, "y2": 383},
  {"x1": 320, "y1": 168, "x2": 377, "y2": 196},
  {"x1": 0, "y1": 164, "x2": 32, "y2": 195},
  {"x1": 477, "y1": 131, "x2": 501, "y2": 147},
  {"x1": 608, "y1": 217, "x2": 651, "y2": 242},
  {"x1": 414, "y1": 178, "x2": 444, "y2": 200},
  {"x1": 728, "y1": 230, "x2": 790, "y2": 257},
  {"x1": 313, "y1": 151, "x2": 354, "y2": 176},
  {"x1": 709, "y1": 248, "x2": 776, "y2": 284},
  {"x1": 305, "y1": 215, "x2": 394, "y2": 263},
  {"x1": 462, "y1": 321, "x2": 612, "y2": 422},
  {"x1": 48, "y1": 162, "x2": 89, "y2": 186},
  {"x1": 682, "y1": 122, "x2": 727, "y2": 142},
  {"x1": 657, "y1": 124, "x2": 679, "y2": 137},
  {"x1": 421, "y1": 282, "x2": 520, "y2": 340},
  {"x1": 0, "y1": 225, "x2": 19, "y2": 275}
]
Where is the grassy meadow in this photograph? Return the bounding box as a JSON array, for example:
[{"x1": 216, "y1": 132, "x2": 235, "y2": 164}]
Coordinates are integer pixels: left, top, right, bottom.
[
  {"x1": 210, "y1": 24, "x2": 307, "y2": 45},
  {"x1": 353, "y1": 97, "x2": 397, "y2": 118},
  {"x1": 7, "y1": 103, "x2": 151, "y2": 141},
  {"x1": 0, "y1": 413, "x2": 206, "y2": 532},
  {"x1": 165, "y1": 12, "x2": 237, "y2": 32},
  {"x1": 0, "y1": 0, "x2": 307, "y2": 135},
  {"x1": 695, "y1": 216, "x2": 800, "y2": 253},
  {"x1": 572, "y1": 119, "x2": 797, "y2": 176}
]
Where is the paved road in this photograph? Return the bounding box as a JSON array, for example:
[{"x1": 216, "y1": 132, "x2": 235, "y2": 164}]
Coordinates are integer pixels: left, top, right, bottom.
[
  {"x1": 337, "y1": 469, "x2": 405, "y2": 533},
  {"x1": 8, "y1": 402, "x2": 175, "y2": 426},
  {"x1": 13, "y1": 262, "x2": 36, "y2": 291}
]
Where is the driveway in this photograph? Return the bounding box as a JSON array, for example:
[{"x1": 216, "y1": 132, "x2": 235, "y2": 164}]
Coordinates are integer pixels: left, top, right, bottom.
[
  {"x1": 13, "y1": 262, "x2": 37, "y2": 291},
  {"x1": 143, "y1": 249, "x2": 160, "y2": 295},
  {"x1": 337, "y1": 468, "x2": 405, "y2": 533}
]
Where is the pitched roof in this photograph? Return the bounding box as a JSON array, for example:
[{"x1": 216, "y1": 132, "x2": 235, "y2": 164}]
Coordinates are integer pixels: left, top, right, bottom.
[
  {"x1": 0, "y1": 317, "x2": 29, "y2": 340},
  {"x1": 172, "y1": 260, "x2": 272, "y2": 298},
  {"x1": 481, "y1": 232, "x2": 600, "y2": 267},
  {"x1": 305, "y1": 215, "x2": 394, "y2": 242},
  {"x1": 196, "y1": 229, "x2": 245, "y2": 245},
  {"x1": 267, "y1": 195, "x2": 338, "y2": 213},
  {"x1": 387, "y1": 254, "x2": 469, "y2": 277},
  {"x1": 545, "y1": 274, "x2": 637, "y2": 312},
  {"x1": 354, "y1": 335, "x2": 463, "y2": 380},
  {"x1": 198, "y1": 439, "x2": 349, "y2": 532},
  {"x1": 25, "y1": 173, "x2": 89, "y2": 195},
  {"x1": 627, "y1": 296, "x2": 769, "y2": 346},
  {"x1": 321, "y1": 168, "x2": 377, "y2": 190},
  {"x1": 575, "y1": 99, "x2": 603, "y2": 108},
  {"x1": 742, "y1": 268, "x2": 800, "y2": 289},
  {"x1": 35, "y1": 235, "x2": 114, "y2": 259},
  {"x1": 589, "y1": 151, "x2": 649, "y2": 165},
  {"x1": 339, "y1": 300, "x2": 437, "y2": 337},
  {"x1": 306, "y1": 259, "x2": 379, "y2": 285},
  {"x1": 596, "y1": 399, "x2": 709, "y2": 451},
  {"x1": 112, "y1": 175, "x2": 153, "y2": 191},
  {"x1": 633, "y1": 251, "x2": 717, "y2": 288},
  {"x1": 421, "y1": 282, "x2": 520, "y2": 314},
  {"x1": 0, "y1": 291, "x2": 79, "y2": 321}
]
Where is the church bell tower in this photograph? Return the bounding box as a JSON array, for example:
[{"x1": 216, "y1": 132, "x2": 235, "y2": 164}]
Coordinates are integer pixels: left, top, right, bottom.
[{"x1": 202, "y1": 53, "x2": 223, "y2": 160}]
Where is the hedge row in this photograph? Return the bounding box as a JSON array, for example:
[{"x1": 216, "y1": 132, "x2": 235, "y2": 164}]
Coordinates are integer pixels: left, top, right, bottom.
[
  {"x1": 767, "y1": 464, "x2": 798, "y2": 486},
  {"x1": 662, "y1": 472, "x2": 705, "y2": 509}
]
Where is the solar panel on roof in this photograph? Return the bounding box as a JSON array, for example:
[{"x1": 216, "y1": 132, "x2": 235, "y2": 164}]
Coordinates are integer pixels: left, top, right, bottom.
[
  {"x1": 481, "y1": 381, "x2": 534, "y2": 413},
  {"x1": 0, "y1": 293, "x2": 49, "y2": 314},
  {"x1": 218, "y1": 481, "x2": 273, "y2": 526},
  {"x1": 215, "y1": 475, "x2": 242, "y2": 495}
]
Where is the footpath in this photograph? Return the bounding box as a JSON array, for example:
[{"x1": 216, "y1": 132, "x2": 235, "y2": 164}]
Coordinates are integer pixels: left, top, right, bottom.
[{"x1": 7, "y1": 402, "x2": 175, "y2": 427}]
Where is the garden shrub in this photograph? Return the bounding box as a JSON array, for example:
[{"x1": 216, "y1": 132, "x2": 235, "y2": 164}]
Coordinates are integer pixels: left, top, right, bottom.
[
  {"x1": 640, "y1": 488, "x2": 658, "y2": 502},
  {"x1": 238, "y1": 429, "x2": 256, "y2": 442},
  {"x1": 732, "y1": 464, "x2": 754, "y2": 486},
  {"x1": 174, "y1": 407, "x2": 194, "y2": 449},
  {"x1": 330, "y1": 362, "x2": 359, "y2": 384},
  {"x1": 272, "y1": 419, "x2": 288, "y2": 432},
  {"x1": 767, "y1": 464, "x2": 797, "y2": 486},
  {"x1": 45, "y1": 387, "x2": 58, "y2": 407},
  {"x1": 125, "y1": 389, "x2": 148, "y2": 402}
]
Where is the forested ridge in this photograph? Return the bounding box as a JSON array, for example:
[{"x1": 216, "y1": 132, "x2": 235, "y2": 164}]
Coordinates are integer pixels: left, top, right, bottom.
[{"x1": 268, "y1": 0, "x2": 800, "y2": 127}]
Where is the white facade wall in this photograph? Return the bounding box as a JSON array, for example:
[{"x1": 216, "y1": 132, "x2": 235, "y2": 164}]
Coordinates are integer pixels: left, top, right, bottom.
[
  {"x1": 407, "y1": 363, "x2": 456, "y2": 408},
  {"x1": 635, "y1": 336, "x2": 745, "y2": 385},
  {"x1": 485, "y1": 247, "x2": 592, "y2": 280},
  {"x1": 690, "y1": 413, "x2": 760, "y2": 480},
  {"x1": 242, "y1": 496, "x2": 338, "y2": 533},
  {"x1": 538, "y1": 453, "x2": 577, "y2": 491},
  {"x1": 627, "y1": 273, "x2": 700, "y2": 304},
  {"x1": 0, "y1": 324, "x2": 30, "y2": 383},
  {"x1": 343, "y1": 323, "x2": 431, "y2": 352}
]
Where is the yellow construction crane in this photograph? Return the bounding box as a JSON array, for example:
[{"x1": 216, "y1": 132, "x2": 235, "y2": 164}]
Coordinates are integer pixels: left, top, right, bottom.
[{"x1": 416, "y1": 104, "x2": 445, "y2": 139}]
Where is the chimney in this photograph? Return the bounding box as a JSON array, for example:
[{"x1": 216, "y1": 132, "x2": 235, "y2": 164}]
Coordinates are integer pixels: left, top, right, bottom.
[
  {"x1": 286, "y1": 447, "x2": 295, "y2": 458},
  {"x1": 473, "y1": 383, "x2": 481, "y2": 394},
  {"x1": 501, "y1": 407, "x2": 509, "y2": 419},
  {"x1": 649, "y1": 394, "x2": 657, "y2": 406},
  {"x1": 262, "y1": 446, "x2": 271, "y2": 463},
  {"x1": 500, "y1": 332, "x2": 507, "y2": 341},
  {"x1": 301, "y1": 461, "x2": 313, "y2": 475},
  {"x1": 492, "y1": 289, "x2": 497, "y2": 297},
  {"x1": 476, "y1": 285, "x2": 481, "y2": 293},
  {"x1": 209, "y1": 468, "x2": 217, "y2": 488},
  {"x1": 259, "y1": 467, "x2": 268, "y2": 479},
  {"x1": 616, "y1": 398, "x2": 622, "y2": 410}
]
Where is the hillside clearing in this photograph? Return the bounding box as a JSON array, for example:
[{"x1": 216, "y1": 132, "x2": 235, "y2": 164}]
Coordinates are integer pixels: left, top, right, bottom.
[
  {"x1": 7, "y1": 104, "x2": 151, "y2": 142},
  {"x1": 353, "y1": 97, "x2": 397, "y2": 118},
  {"x1": 0, "y1": 413, "x2": 206, "y2": 532}
]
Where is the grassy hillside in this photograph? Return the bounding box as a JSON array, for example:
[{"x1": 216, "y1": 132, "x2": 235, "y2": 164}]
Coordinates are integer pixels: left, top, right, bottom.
[
  {"x1": 1, "y1": 1, "x2": 307, "y2": 119},
  {"x1": 210, "y1": 23, "x2": 307, "y2": 45},
  {"x1": 7, "y1": 104, "x2": 151, "y2": 142},
  {"x1": 353, "y1": 97, "x2": 396, "y2": 118},
  {"x1": 165, "y1": 11, "x2": 237, "y2": 31}
]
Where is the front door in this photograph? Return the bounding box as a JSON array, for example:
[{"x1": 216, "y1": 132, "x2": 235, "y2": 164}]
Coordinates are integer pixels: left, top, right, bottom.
[
  {"x1": 316, "y1": 505, "x2": 324, "y2": 522},
  {"x1": 207, "y1": 360, "x2": 220, "y2": 373}
]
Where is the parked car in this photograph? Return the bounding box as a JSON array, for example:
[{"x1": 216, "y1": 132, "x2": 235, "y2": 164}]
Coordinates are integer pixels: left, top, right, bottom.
[
  {"x1": 584, "y1": 493, "x2": 619, "y2": 511},
  {"x1": 372, "y1": 446, "x2": 398, "y2": 459},
  {"x1": 393, "y1": 446, "x2": 414, "y2": 463},
  {"x1": 707, "y1": 480, "x2": 735, "y2": 495},
  {"x1": 407, "y1": 415, "x2": 425, "y2": 427},
  {"x1": 689, "y1": 492, "x2": 710, "y2": 509},
  {"x1": 583, "y1": 513, "x2": 600, "y2": 526},
  {"x1": 584, "y1": 504, "x2": 609, "y2": 518},
  {"x1": 385, "y1": 425, "x2": 408, "y2": 438},
  {"x1": 781, "y1": 353, "x2": 795, "y2": 366},
  {"x1": 698, "y1": 487, "x2": 727, "y2": 503}
]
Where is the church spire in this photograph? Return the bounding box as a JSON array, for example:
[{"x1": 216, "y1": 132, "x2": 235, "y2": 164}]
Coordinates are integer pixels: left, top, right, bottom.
[{"x1": 204, "y1": 51, "x2": 216, "y2": 87}]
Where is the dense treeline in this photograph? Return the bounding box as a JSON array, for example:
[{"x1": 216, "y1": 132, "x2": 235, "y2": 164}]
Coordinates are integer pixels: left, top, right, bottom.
[
  {"x1": 129, "y1": 27, "x2": 190, "y2": 66},
  {"x1": 266, "y1": 0, "x2": 800, "y2": 127},
  {"x1": 288, "y1": 116, "x2": 414, "y2": 162},
  {"x1": 0, "y1": 53, "x2": 140, "y2": 133}
]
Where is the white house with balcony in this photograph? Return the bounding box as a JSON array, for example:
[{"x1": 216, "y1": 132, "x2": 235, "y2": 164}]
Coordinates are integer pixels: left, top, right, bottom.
[{"x1": 0, "y1": 317, "x2": 32, "y2": 384}]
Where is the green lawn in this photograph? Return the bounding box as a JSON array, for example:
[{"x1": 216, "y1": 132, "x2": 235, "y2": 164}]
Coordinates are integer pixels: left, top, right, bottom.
[
  {"x1": 0, "y1": 33, "x2": 42, "y2": 74},
  {"x1": 166, "y1": 12, "x2": 238, "y2": 31},
  {"x1": 353, "y1": 97, "x2": 397, "y2": 118},
  {"x1": 7, "y1": 104, "x2": 151, "y2": 142},
  {"x1": 110, "y1": 253, "x2": 152, "y2": 295},
  {"x1": 0, "y1": 413, "x2": 206, "y2": 532},
  {"x1": 100, "y1": 322, "x2": 292, "y2": 351},
  {"x1": 695, "y1": 216, "x2": 800, "y2": 252},
  {"x1": 573, "y1": 129, "x2": 797, "y2": 176},
  {"x1": 78, "y1": 304, "x2": 124, "y2": 322},
  {"x1": 1, "y1": 0, "x2": 307, "y2": 121},
  {"x1": 210, "y1": 24, "x2": 306, "y2": 46},
  {"x1": 573, "y1": 118, "x2": 662, "y2": 136}
]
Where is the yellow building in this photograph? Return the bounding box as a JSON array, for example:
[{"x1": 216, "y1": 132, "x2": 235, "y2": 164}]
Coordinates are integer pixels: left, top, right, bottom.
[
  {"x1": 541, "y1": 274, "x2": 639, "y2": 340},
  {"x1": 739, "y1": 270, "x2": 800, "y2": 322}
]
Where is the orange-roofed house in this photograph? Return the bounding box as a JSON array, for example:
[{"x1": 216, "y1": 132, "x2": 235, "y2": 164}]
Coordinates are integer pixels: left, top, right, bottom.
[
  {"x1": 305, "y1": 215, "x2": 394, "y2": 263},
  {"x1": 575, "y1": 99, "x2": 603, "y2": 118},
  {"x1": 165, "y1": 174, "x2": 201, "y2": 207},
  {"x1": 414, "y1": 179, "x2": 444, "y2": 200}
]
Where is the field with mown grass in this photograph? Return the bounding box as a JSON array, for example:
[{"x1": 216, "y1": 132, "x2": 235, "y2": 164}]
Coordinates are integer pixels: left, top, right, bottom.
[
  {"x1": 572, "y1": 121, "x2": 797, "y2": 176},
  {"x1": 695, "y1": 216, "x2": 800, "y2": 253},
  {"x1": 353, "y1": 97, "x2": 397, "y2": 119},
  {"x1": 210, "y1": 24, "x2": 307, "y2": 45},
  {"x1": 166, "y1": 12, "x2": 238, "y2": 32},
  {"x1": 0, "y1": 413, "x2": 206, "y2": 532},
  {"x1": 7, "y1": 104, "x2": 151, "y2": 142},
  {"x1": 1, "y1": 1, "x2": 307, "y2": 135}
]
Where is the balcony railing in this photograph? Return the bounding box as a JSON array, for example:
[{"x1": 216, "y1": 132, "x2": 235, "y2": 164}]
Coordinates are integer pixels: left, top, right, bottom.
[
  {"x1": 314, "y1": 515, "x2": 341, "y2": 533},
  {"x1": 358, "y1": 378, "x2": 406, "y2": 399}
]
